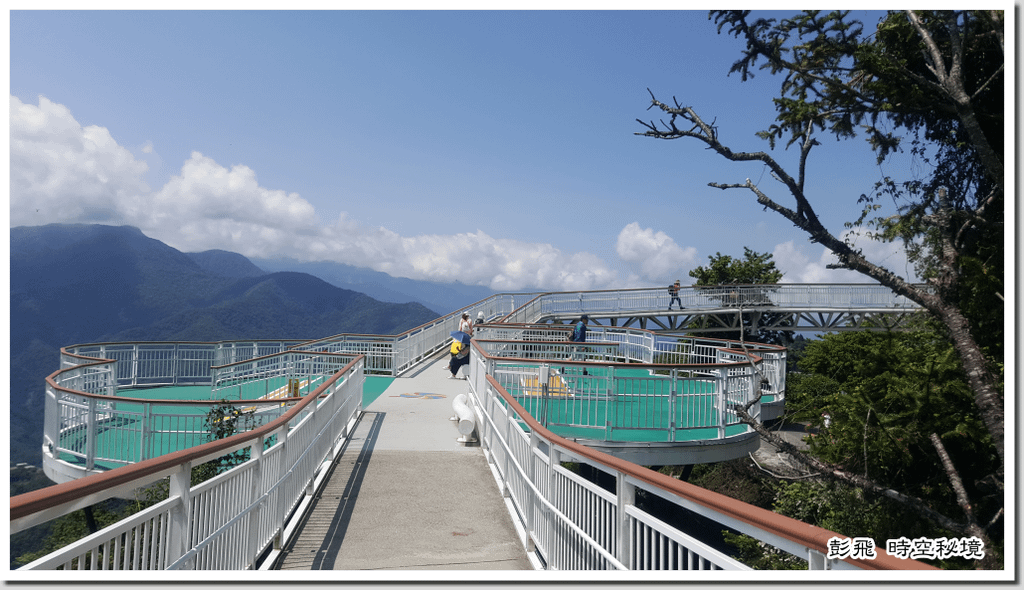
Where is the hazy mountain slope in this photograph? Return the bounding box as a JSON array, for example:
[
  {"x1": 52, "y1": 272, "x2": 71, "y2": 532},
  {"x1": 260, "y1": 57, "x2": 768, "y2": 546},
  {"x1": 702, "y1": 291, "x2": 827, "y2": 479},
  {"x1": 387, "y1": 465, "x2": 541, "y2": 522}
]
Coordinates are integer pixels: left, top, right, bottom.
[
  {"x1": 9, "y1": 224, "x2": 440, "y2": 466},
  {"x1": 251, "y1": 257, "x2": 498, "y2": 315},
  {"x1": 186, "y1": 249, "x2": 267, "y2": 279}
]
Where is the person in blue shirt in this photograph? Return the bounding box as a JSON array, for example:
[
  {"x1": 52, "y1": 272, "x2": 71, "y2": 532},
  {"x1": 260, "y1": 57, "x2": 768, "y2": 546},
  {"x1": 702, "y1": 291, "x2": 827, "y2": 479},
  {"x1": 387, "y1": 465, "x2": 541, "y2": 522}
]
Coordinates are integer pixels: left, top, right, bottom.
[
  {"x1": 570, "y1": 315, "x2": 588, "y2": 343},
  {"x1": 569, "y1": 315, "x2": 590, "y2": 375}
]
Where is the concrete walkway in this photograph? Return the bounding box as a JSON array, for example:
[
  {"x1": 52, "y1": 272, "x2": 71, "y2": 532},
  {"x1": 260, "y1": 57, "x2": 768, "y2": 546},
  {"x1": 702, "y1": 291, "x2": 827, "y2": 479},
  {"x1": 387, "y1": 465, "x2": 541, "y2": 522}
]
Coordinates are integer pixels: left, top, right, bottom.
[{"x1": 275, "y1": 357, "x2": 533, "y2": 571}]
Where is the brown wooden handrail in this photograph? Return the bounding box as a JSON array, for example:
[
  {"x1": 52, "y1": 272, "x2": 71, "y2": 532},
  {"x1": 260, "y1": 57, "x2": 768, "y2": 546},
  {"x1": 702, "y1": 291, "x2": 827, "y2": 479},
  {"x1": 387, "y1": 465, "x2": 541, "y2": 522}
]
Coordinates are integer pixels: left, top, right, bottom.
[{"x1": 483, "y1": 373, "x2": 937, "y2": 571}]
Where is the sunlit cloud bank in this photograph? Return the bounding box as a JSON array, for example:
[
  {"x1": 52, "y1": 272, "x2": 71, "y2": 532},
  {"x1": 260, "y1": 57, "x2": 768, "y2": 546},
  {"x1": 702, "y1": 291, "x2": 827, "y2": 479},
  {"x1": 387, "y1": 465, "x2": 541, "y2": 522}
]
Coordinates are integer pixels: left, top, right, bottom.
[
  {"x1": 615, "y1": 222, "x2": 699, "y2": 284},
  {"x1": 11, "y1": 96, "x2": 151, "y2": 225},
  {"x1": 10, "y1": 95, "x2": 917, "y2": 294},
  {"x1": 9, "y1": 95, "x2": 619, "y2": 292},
  {"x1": 773, "y1": 231, "x2": 920, "y2": 284}
]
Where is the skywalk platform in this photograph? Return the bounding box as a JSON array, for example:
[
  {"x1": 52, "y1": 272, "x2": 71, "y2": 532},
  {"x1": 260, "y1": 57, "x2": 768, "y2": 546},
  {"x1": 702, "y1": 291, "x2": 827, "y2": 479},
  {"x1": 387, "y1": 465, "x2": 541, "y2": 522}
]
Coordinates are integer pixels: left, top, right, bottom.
[{"x1": 274, "y1": 357, "x2": 534, "y2": 571}]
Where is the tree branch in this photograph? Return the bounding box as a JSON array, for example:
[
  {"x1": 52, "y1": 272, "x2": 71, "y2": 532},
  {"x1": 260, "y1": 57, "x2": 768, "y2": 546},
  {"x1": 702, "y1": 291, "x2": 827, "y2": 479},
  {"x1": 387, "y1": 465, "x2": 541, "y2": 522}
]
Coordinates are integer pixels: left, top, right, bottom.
[{"x1": 930, "y1": 432, "x2": 1000, "y2": 568}]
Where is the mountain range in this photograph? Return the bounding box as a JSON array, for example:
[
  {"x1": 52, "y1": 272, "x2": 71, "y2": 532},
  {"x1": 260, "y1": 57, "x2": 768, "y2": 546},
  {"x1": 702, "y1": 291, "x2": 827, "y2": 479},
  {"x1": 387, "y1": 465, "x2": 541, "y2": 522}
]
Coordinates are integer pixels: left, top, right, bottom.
[{"x1": 9, "y1": 223, "x2": 488, "y2": 467}]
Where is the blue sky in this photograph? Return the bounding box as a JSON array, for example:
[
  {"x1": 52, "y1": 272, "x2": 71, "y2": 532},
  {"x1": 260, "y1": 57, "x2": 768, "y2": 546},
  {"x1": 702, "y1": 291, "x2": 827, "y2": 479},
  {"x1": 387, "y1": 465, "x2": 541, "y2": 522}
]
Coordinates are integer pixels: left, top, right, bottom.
[{"x1": 9, "y1": 8, "x2": 981, "y2": 292}]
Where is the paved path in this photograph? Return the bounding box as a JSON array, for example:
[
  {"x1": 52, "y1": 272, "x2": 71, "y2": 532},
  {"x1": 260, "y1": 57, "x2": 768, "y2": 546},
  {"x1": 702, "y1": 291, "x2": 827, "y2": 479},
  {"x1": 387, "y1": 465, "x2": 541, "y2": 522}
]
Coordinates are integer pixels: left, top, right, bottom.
[{"x1": 275, "y1": 357, "x2": 533, "y2": 571}]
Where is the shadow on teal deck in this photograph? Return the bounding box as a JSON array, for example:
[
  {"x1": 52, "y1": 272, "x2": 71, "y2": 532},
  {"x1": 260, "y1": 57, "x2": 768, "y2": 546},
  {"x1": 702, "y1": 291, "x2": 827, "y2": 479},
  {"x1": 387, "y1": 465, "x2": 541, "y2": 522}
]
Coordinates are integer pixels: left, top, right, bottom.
[{"x1": 57, "y1": 376, "x2": 396, "y2": 471}]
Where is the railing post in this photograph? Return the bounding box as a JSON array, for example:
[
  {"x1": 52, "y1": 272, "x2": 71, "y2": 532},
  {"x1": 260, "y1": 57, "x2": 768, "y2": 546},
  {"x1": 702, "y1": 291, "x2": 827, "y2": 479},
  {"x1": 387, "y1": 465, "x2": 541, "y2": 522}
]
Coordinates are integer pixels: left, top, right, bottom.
[
  {"x1": 131, "y1": 345, "x2": 140, "y2": 388},
  {"x1": 616, "y1": 472, "x2": 635, "y2": 570},
  {"x1": 542, "y1": 443, "x2": 559, "y2": 568},
  {"x1": 605, "y1": 367, "x2": 615, "y2": 441},
  {"x1": 273, "y1": 426, "x2": 290, "y2": 550},
  {"x1": 85, "y1": 397, "x2": 97, "y2": 471},
  {"x1": 141, "y1": 403, "x2": 152, "y2": 461},
  {"x1": 807, "y1": 548, "x2": 829, "y2": 570},
  {"x1": 245, "y1": 436, "x2": 264, "y2": 569},
  {"x1": 527, "y1": 430, "x2": 539, "y2": 552},
  {"x1": 167, "y1": 462, "x2": 192, "y2": 568},
  {"x1": 716, "y1": 368, "x2": 727, "y2": 440},
  {"x1": 669, "y1": 370, "x2": 677, "y2": 443}
]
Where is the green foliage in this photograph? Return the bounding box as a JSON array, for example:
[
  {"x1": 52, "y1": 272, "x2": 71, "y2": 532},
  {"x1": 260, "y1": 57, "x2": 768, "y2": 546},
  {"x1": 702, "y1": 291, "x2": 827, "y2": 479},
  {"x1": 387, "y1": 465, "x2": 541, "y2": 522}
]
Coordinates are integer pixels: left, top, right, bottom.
[
  {"x1": 12, "y1": 500, "x2": 133, "y2": 568},
  {"x1": 688, "y1": 248, "x2": 792, "y2": 346},
  {"x1": 774, "y1": 480, "x2": 910, "y2": 541},
  {"x1": 772, "y1": 480, "x2": 991, "y2": 570},
  {"x1": 789, "y1": 329, "x2": 1001, "y2": 537},
  {"x1": 683, "y1": 459, "x2": 777, "y2": 509},
  {"x1": 191, "y1": 402, "x2": 259, "y2": 484},
  {"x1": 722, "y1": 530, "x2": 805, "y2": 570},
  {"x1": 689, "y1": 247, "x2": 784, "y2": 286}
]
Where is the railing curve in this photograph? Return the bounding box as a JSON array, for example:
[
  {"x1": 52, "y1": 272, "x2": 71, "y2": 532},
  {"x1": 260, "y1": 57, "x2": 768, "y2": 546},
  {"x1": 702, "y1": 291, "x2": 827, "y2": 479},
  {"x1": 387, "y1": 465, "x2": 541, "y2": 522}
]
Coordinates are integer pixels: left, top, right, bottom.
[
  {"x1": 13, "y1": 355, "x2": 365, "y2": 571},
  {"x1": 468, "y1": 357, "x2": 935, "y2": 571}
]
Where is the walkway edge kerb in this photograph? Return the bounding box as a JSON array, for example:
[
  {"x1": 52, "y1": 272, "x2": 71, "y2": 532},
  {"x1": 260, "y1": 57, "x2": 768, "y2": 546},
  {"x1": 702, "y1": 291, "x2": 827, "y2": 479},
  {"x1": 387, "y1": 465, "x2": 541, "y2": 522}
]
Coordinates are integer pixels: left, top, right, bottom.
[{"x1": 486, "y1": 374, "x2": 937, "y2": 571}]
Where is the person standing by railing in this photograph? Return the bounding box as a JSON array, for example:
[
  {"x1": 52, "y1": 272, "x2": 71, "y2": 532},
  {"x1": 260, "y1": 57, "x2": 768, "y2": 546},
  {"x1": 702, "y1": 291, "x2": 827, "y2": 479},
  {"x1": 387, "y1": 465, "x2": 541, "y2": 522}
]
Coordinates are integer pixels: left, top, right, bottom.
[
  {"x1": 448, "y1": 339, "x2": 470, "y2": 379},
  {"x1": 459, "y1": 312, "x2": 473, "y2": 336}
]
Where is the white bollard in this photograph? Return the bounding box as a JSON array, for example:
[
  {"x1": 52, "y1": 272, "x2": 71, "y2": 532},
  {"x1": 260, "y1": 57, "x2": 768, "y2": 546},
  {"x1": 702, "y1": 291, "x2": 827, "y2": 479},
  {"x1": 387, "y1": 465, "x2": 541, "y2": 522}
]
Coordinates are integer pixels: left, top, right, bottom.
[{"x1": 451, "y1": 393, "x2": 477, "y2": 444}]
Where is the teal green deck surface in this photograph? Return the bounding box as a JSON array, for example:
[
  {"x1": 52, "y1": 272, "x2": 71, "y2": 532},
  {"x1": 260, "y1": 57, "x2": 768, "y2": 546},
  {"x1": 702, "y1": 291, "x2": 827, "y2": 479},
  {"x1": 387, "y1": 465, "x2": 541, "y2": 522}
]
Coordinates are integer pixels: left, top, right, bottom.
[
  {"x1": 59, "y1": 367, "x2": 750, "y2": 469},
  {"x1": 58, "y1": 375, "x2": 395, "y2": 471},
  {"x1": 502, "y1": 364, "x2": 750, "y2": 443}
]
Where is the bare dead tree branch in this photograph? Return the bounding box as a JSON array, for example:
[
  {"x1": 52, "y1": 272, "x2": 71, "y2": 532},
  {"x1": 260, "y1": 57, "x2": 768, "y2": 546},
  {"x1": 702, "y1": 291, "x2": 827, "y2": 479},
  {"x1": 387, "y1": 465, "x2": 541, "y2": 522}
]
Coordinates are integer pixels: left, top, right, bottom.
[{"x1": 637, "y1": 95, "x2": 1004, "y2": 470}]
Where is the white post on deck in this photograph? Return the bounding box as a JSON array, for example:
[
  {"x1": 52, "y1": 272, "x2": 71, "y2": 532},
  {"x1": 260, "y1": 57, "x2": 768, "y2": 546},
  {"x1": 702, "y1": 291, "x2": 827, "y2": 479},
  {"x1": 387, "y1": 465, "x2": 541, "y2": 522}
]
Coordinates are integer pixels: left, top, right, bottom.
[
  {"x1": 85, "y1": 398, "x2": 97, "y2": 471},
  {"x1": 167, "y1": 462, "x2": 193, "y2": 567},
  {"x1": 616, "y1": 472, "x2": 635, "y2": 569},
  {"x1": 245, "y1": 436, "x2": 264, "y2": 569}
]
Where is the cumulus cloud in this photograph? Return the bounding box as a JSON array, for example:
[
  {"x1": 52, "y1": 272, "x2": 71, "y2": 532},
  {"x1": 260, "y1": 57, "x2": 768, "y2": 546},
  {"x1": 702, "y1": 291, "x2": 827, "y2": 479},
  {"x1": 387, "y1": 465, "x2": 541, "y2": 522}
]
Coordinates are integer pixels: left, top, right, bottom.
[
  {"x1": 9, "y1": 94, "x2": 618, "y2": 292},
  {"x1": 143, "y1": 152, "x2": 318, "y2": 235},
  {"x1": 773, "y1": 229, "x2": 919, "y2": 284},
  {"x1": 10, "y1": 95, "x2": 150, "y2": 226},
  {"x1": 615, "y1": 222, "x2": 698, "y2": 283}
]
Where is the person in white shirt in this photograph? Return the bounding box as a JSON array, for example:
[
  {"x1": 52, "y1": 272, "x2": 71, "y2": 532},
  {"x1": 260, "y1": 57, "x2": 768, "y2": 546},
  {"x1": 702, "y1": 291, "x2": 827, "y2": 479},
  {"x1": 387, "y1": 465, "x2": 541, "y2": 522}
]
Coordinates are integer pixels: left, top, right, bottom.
[{"x1": 459, "y1": 312, "x2": 473, "y2": 336}]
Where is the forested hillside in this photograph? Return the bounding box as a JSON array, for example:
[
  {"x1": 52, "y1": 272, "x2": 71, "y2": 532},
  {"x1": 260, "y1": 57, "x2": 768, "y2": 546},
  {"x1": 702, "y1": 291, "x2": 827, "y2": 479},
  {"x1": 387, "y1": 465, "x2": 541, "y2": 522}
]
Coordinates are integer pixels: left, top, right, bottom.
[{"x1": 9, "y1": 224, "x2": 440, "y2": 466}]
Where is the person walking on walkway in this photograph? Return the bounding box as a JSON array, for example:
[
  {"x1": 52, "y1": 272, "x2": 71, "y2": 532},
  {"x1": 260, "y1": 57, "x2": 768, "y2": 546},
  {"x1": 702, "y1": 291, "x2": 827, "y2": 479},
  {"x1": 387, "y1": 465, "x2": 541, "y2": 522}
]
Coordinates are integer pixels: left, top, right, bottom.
[
  {"x1": 668, "y1": 280, "x2": 682, "y2": 310},
  {"x1": 569, "y1": 315, "x2": 589, "y2": 375},
  {"x1": 570, "y1": 315, "x2": 589, "y2": 343}
]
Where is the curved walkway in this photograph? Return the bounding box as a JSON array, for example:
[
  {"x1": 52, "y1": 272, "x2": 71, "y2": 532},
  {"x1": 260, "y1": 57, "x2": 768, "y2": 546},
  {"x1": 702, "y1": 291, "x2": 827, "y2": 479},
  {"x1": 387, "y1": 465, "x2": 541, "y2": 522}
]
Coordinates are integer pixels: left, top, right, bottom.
[{"x1": 274, "y1": 357, "x2": 533, "y2": 571}]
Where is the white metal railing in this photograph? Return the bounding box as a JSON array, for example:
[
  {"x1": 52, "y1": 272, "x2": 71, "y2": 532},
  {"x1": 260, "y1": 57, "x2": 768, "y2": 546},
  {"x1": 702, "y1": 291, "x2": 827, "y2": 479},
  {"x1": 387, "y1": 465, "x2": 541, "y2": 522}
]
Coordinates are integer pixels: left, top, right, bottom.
[
  {"x1": 290, "y1": 293, "x2": 541, "y2": 375},
  {"x1": 472, "y1": 330, "x2": 776, "y2": 445},
  {"x1": 14, "y1": 285, "x2": 938, "y2": 572},
  {"x1": 13, "y1": 356, "x2": 365, "y2": 571},
  {"x1": 504, "y1": 284, "x2": 927, "y2": 324},
  {"x1": 42, "y1": 349, "x2": 356, "y2": 483},
  {"x1": 465, "y1": 349, "x2": 933, "y2": 571}
]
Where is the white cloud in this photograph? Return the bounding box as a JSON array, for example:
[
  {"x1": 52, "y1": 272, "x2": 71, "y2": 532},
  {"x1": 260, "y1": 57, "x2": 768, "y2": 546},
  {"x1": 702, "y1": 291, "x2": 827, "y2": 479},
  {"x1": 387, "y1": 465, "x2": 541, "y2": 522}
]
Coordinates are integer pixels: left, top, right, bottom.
[
  {"x1": 773, "y1": 229, "x2": 919, "y2": 284},
  {"x1": 10, "y1": 95, "x2": 150, "y2": 226},
  {"x1": 143, "y1": 152, "x2": 318, "y2": 234},
  {"x1": 615, "y1": 222, "x2": 698, "y2": 284},
  {"x1": 8, "y1": 95, "x2": 619, "y2": 292}
]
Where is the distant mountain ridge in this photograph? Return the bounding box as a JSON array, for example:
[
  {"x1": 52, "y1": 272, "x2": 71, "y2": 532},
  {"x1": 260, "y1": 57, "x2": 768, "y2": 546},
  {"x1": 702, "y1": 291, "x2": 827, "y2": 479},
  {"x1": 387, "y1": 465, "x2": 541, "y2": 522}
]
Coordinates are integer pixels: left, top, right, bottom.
[
  {"x1": 251, "y1": 258, "x2": 500, "y2": 316},
  {"x1": 9, "y1": 223, "x2": 443, "y2": 466},
  {"x1": 187, "y1": 249, "x2": 267, "y2": 279}
]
